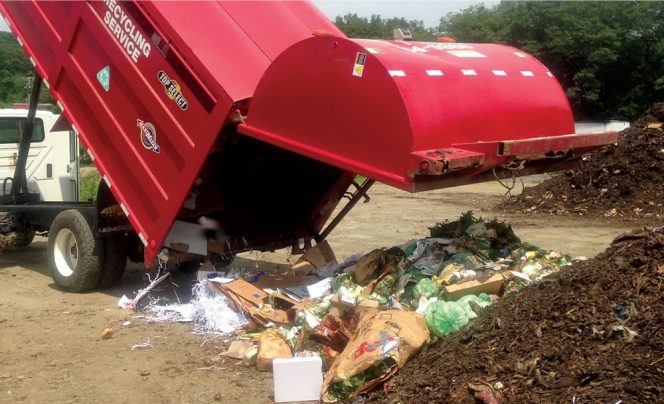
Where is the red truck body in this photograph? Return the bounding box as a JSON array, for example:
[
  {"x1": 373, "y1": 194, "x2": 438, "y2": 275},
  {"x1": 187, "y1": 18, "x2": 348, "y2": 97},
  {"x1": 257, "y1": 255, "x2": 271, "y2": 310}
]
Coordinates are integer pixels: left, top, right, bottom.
[{"x1": 0, "y1": 1, "x2": 616, "y2": 264}]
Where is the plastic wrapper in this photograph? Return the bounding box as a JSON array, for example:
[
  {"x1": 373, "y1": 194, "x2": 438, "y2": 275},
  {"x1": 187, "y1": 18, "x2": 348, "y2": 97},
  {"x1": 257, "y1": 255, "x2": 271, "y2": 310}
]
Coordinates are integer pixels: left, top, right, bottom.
[
  {"x1": 371, "y1": 274, "x2": 397, "y2": 303},
  {"x1": 332, "y1": 273, "x2": 356, "y2": 293},
  {"x1": 310, "y1": 315, "x2": 354, "y2": 352}
]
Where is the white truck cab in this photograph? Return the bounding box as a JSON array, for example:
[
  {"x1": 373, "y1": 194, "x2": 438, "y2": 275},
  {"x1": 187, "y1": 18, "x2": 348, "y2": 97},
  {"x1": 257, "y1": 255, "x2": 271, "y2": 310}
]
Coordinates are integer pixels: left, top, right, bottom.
[{"x1": 0, "y1": 109, "x2": 79, "y2": 202}]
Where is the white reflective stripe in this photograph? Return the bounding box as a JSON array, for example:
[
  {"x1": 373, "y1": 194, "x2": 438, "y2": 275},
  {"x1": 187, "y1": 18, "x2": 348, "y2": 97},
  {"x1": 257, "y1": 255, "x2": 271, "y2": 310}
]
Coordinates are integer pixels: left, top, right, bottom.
[
  {"x1": 43, "y1": 79, "x2": 50, "y2": 89},
  {"x1": 389, "y1": 70, "x2": 406, "y2": 77},
  {"x1": 29, "y1": 56, "x2": 36, "y2": 67},
  {"x1": 426, "y1": 70, "x2": 443, "y2": 76},
  {"x1": 103, "y1": 175, "x2": 111, "y2": 188},
  {"x1": 16, "y1": 36, "x2": 22, "y2": 47},
  {"x1": 138, "y1": 233, "x2": 148, "y2": 247},
  {"x1": 120, "y1": 203, "x2": 129, "y2": 217},
  {"x1": 56, "y1": 100, "x2": 64, "y2": 111},
  {"x1": 72, "y1": 124, "x2": 79, "y2": 136},
  {"x1": 86, "y1": 148, "x2": 95, "y2": 161},
  {"x1": 547, "y1": 71, "x2": 554, "y2": 77},
  {"x1": 492, "y1": 70, "x2": 507, "y2": 76},
  {"x1": 461, "y1": 69, "x2": 477, "y2": 76},
  {"x1": 521, "y1": 71, "x2": 534, "y2": 77}
]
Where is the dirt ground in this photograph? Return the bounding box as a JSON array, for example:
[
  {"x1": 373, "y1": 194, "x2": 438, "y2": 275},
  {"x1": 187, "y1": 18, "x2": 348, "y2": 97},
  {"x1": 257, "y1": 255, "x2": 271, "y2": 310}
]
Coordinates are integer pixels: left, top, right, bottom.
[{"x1": 0, "y1": 179, "x2": 652, "y2": 403}]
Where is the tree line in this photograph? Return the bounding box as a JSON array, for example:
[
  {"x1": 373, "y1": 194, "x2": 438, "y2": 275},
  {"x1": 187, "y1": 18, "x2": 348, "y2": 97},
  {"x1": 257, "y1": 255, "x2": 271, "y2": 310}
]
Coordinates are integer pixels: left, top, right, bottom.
[
  {"x1": 336, "y1": 1, "x2": 664, "y2": 120},
  {"x1": 0, "y1": 31, "x2": 55, "y2": 108},
  {"x1": 1, "y1": 2, "x2": 662, "y2": 120}
]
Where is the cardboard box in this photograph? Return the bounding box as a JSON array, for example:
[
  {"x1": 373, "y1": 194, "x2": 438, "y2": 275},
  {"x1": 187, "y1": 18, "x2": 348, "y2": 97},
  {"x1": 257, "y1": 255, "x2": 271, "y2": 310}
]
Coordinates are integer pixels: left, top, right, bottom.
[
  {"x1": 252, "y1": 273, "x2": 320, "y2": 291},
  {"x1": 291, "y1": 241, "x2": 337, "y2": 276},
  {"x1": 220, "y1": 279, "x2": 268, "y2": 306},
  {"x1": 443, "y1": 273, "x2": 505, "y2": 301}
]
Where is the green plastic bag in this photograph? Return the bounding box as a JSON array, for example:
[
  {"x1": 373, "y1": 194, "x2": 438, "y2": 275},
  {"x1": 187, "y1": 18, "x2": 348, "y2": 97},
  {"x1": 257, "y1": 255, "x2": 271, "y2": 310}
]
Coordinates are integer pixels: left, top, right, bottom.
[
  {"x1": 456, "y1": 293, "x2": 492, "y2": 319},
  {"x1": 424, "y1": 301, "x2": 469, "y2": 336},
  {"x1": 413, "y1": 278, "x2": 438, "y2": 299}
]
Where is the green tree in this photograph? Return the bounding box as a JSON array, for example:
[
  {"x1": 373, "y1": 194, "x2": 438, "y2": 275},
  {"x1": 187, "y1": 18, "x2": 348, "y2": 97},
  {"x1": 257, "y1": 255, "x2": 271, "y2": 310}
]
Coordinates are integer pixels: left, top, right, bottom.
[
  {"x1": 438, "y1": 1, "x2": 664, "y2": 120},
  {"x1": 0, "y1": 32, "x2": 57, "y2": 109},
  {"x1": 334, "y1": 13, "x2": 436, "y2": 41}
]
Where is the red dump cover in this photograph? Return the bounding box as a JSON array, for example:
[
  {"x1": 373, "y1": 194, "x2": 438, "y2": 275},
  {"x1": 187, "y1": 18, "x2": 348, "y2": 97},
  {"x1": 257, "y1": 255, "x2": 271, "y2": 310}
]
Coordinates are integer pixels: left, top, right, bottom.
[{"x1": 239, "y1": 37, "x2": 609, "y2": 191}]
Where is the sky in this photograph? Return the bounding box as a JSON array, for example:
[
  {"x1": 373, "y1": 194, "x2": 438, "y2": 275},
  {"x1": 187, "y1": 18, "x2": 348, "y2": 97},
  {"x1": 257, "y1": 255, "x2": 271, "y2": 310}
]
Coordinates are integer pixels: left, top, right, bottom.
[
  {"x1": 313, "y1": 0, "x2": 497, "y2": 27},
  {"x1": 0, "y1": 1, "x2": 495, "y2": 32}
]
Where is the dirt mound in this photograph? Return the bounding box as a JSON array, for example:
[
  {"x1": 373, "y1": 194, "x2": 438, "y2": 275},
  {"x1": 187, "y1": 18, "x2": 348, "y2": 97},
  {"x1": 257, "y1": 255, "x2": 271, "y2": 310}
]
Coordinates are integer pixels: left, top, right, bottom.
[
  {"x1": 366, "y1": 227, "x2": 664, "y2": 403},
  {"x1": 501, "y1": 103, "x2": 664, "y2": 220}
]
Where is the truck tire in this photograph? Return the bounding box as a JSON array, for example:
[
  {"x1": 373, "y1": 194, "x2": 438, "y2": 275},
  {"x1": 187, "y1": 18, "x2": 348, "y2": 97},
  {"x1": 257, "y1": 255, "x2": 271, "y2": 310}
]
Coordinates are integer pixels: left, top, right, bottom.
[
  {"x1": 48, "y1": 209, "x2": 101, "y2": 292},
  {"x1": 0, "y1": 212, "x2": 35, "y2": 250},
  {"x1": 97, "y1": 235, "x2": 128, "y2": 288}
]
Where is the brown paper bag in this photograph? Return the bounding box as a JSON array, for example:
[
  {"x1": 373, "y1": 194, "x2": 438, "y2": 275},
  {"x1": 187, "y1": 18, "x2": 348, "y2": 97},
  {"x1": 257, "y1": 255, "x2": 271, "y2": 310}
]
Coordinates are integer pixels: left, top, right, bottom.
[
  {"x1": 352, "y1": 249, "x2": 385, "y2": 284},
  {"x1": 256, "y1": 329, "x2": 292, "y2": 372},
  {"x1": 322, "y1": 310, "x2": 430, "y2": 402}
]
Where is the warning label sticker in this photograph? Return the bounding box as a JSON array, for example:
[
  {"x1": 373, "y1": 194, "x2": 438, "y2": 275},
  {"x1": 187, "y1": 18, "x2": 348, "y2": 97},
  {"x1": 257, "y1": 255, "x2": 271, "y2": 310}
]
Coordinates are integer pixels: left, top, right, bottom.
[{"x1": 353, "y1": 52, "x2": 367, "y2": 77}]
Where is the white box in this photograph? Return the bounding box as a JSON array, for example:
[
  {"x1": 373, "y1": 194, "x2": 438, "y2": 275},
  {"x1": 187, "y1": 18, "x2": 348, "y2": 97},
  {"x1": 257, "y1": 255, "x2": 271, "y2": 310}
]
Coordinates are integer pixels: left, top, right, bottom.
[{"x1": 273, "y1": 357, "x2": 323, "y2": 403}]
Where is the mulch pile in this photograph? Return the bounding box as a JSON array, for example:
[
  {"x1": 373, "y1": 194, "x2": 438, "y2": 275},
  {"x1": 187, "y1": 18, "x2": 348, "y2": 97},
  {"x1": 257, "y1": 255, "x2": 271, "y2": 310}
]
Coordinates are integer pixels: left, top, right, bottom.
[
  {"x1": 501, "y1": 103, "x2": 664, "y2": 220},
  {"x1": 367, "y1": 227, "x2": 664, "y2": 403}
]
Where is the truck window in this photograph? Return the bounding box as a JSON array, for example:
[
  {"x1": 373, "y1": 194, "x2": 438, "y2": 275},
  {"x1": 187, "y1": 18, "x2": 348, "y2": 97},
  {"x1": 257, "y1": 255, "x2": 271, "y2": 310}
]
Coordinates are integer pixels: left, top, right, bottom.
[{"x1": 0, "y1": 117, "x2": 46, "y2": 143}]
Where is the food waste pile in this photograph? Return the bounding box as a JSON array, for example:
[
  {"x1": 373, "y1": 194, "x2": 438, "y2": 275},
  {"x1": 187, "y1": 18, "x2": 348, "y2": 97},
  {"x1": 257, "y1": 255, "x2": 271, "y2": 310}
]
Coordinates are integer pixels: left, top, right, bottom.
[
  {"x1": 119, "y1": 212, "x2": 583, "y2": 402},
  {"x1": 502, "y1": 103, "x2": 664, "y2": 220}
]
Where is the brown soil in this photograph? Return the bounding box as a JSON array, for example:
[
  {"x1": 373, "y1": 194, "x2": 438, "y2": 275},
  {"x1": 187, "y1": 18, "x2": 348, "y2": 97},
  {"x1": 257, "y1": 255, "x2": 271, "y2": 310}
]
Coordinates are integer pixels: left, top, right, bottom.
[
  {"x1": 367, "y1": 227, "x2": 664, "y2": 403},
  {"x1": 502, "y1": 103, "x2": 664, "y2": 221}
]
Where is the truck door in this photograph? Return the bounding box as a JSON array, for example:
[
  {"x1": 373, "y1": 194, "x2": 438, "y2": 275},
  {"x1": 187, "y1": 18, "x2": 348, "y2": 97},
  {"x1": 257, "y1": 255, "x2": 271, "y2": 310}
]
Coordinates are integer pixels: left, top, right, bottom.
[
  {"x1": 0, "y1": 116, "x2": 52, "y2": 198},
  {"x1": 65, "y1": 129, "x2": 79, "y2": 201},
  {"x1": 39, "y1": 116, "x2": 79, "y2": 202}
]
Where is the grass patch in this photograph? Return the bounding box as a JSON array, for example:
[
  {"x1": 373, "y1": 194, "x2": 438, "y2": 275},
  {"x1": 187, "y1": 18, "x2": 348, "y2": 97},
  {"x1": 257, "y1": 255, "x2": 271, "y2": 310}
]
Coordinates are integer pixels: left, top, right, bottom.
[{"x1": 79, "y1": 167, "x2": 100, "y2": 201}]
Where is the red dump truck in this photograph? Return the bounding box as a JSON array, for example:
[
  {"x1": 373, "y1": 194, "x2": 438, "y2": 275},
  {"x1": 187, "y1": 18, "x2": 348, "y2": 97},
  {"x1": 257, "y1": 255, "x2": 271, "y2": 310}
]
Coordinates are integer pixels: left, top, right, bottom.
[{"x1": 0, "y1": 1, "x2": 616, "y2": 291}]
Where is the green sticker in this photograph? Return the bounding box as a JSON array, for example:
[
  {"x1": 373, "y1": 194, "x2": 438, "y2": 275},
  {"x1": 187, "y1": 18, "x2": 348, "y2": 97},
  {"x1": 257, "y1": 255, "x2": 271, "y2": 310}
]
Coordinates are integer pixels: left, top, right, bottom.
[{"x1": 97, "y1": 66, "x2": 110, "y2": 92}]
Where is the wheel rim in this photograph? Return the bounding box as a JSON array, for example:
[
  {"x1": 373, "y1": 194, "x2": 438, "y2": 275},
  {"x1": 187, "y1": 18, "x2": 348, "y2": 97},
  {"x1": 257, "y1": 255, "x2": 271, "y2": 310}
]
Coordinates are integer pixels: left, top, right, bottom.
[{"x1": 54, "y1": 228, "x2": 78, "y2": 277}]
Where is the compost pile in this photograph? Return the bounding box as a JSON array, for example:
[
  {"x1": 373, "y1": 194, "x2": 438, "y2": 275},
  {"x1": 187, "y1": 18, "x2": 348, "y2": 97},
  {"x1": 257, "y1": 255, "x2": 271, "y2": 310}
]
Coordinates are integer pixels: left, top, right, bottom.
[
  {"x1": 502, "y1": 103, "x2": 664, "y2": 220},
  {"x1": 367, "y1": 226, "x2": 664, "y2": 403}
]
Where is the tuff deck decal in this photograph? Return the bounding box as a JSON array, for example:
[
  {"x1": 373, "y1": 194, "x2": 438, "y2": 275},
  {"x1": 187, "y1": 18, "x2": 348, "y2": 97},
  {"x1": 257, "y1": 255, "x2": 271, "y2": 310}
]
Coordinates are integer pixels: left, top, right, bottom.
[{"x1": 137, "y1": 119, "x2": 160, "y2": 154}]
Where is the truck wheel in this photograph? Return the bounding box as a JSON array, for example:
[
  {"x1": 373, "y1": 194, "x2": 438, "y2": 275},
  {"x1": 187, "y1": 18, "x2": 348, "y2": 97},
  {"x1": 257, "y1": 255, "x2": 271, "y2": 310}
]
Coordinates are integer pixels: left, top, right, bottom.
[
  {"x1": 48, "y1": 209, "x2": 101, "y2": 292},
  {"x1": 97, "y1": 235, "x2": 128, "y2": 288},
  {"x1": 0, "y1": 212, "x2": 35, "y2": 250}
]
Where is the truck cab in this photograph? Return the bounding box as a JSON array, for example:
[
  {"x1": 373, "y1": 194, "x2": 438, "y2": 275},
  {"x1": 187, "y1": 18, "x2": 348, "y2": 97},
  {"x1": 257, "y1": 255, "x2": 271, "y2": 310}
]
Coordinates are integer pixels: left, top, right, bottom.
[{"x1": 0, "y1": 108, "x2": 79, "y2": 202}]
